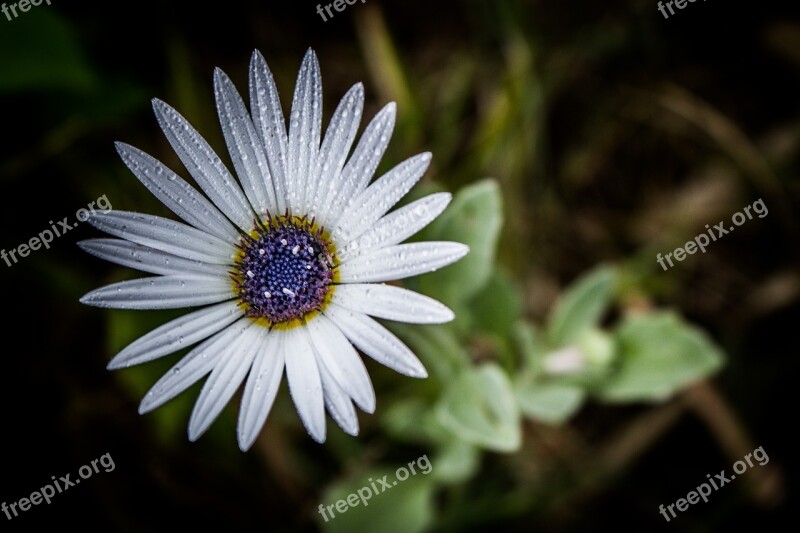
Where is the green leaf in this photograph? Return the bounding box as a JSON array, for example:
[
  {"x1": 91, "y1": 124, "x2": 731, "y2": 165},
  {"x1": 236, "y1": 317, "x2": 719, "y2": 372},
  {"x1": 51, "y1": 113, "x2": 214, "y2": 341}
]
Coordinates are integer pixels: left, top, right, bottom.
[
  {"x1": 515, "y1": 379, "x2": 585, "y2": 424},
  {"x1": 432, "y1": 440, "x2": 480, "y2": 484},
  {"x1": 390, "y1": 323, "x2": 471, "y2": 380},
  {"x1": 321, "y1": 468, "x2": 436, "y2": 533},
  {"x1": 470, "y1": 270, "x2": 523, "y2": 338},
  {"x1": 535, "y1": 329, "x2": 617, "y2": 388},
  {"x1": 416, "y1": 180, "x2": 503, "y2": 307},
  {"x1": 575, "y1": 327, "x2": 615, "y2": 368},
  {"x1": 0, "y1": 9, "x2": 96, "y2": 93},
  {"x1": 513, "y1": 320, "x2": 550, "y2": 371},
  {"x1": 596, "y1": 311, "x2": 725, "y2": 402},
  {"x1": 547, "y1": 265, "x2": 617, "y2": 346},
  {"x1": 436, "y1": 364, "x2": 521, "y2": 452},
  {"x1": 382, "y1": 398, "x2": 450, "y2": 444}
]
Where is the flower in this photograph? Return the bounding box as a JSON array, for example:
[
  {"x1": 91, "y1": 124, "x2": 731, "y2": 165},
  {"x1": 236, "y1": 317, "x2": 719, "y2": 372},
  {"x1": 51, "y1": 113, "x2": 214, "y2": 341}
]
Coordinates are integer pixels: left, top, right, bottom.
[{"x1": 79, "y1": 49, "x2": 468, "y2": 450}]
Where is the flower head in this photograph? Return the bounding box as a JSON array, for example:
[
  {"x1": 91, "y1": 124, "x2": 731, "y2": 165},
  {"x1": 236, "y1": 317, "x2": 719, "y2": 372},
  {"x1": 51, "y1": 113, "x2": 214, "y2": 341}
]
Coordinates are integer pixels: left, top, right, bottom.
[{"x1": 80, "y1": 49, "x2": 468, "y2": 450}]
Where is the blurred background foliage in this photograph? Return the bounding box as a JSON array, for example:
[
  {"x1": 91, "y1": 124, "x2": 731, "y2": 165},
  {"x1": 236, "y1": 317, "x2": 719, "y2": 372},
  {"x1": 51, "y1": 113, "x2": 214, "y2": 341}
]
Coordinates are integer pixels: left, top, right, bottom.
[{"x1": 1, "y1": 0, "x2": 797, "y2": 531}]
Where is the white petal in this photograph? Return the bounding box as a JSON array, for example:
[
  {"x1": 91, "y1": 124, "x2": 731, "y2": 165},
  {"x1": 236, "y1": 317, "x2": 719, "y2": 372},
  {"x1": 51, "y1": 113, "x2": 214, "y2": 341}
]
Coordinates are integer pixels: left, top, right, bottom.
[
  {"x1": 152, "y1": 99, "x2": 255, "y2": 231},
  {"x1": 337, "y1": 242, "x2": 469, "y2": 284},
  {"x1": 325, "y1": 304, "x2": 428, "y2": 378},
  {"x1": 287, "y1": 49, "x2": 322, "y2": 211},
  {"x1": 333, "y1": 152, "x2": 431, "y2": 242},
  {"x1": 332, "y1": 284, "x2": 454, "y2": 324},
  {"x1": 283, "y1": 327, "x2": 326, "y2": 442},
  {"x1": 250, "y1": 50, "x2": 290, "y2": 213},
  {"x1": 238, "y1": 332, "x2": 284, "y2": 451},
  {"x1": 79, "y1": 239, "x2": 229, "y2": 278},
  {"x1": 108, "y1": 301, "x2": 243, "y2": 369},
  {"x1": 321, "y1": 103, "x2": 396, "y2": 226},
  {"x1": 214, "y1": 68, "x2": 278, "y2": 215},
  {"x1": 338, "y1": 192, "x2": 451, "y2": 261},
  {"x1": 139, "y1": 319, "x2": 250, "y2": 414},
  {"x1": 87, "y1": 211, "x2": 235, "y2": 265},
  {"x1": 304, "y1": 314, "x2": 375, "y2": 413},
  {"x1": 319, "y1": 361, "x2": 359, "y2": 436},
  {"x1": 188, "y1": 324, "x2": 260, "y2": 441},
  {"x1": 307, "y1": 83, "x2": 364, "y2": 220},
  {"x1": 115, "y1": 142, "x2": 239, "y2": 242},
  {"x1": 79, "y1": 275, "x2": 233, "y2": 310}
]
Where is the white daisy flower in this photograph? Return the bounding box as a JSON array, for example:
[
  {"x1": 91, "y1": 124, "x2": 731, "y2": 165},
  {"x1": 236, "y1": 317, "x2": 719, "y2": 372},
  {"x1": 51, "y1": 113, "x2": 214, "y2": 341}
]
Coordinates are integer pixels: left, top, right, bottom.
[{"x1": 80, "y1": 49, "x2": 468, "y2": 450}]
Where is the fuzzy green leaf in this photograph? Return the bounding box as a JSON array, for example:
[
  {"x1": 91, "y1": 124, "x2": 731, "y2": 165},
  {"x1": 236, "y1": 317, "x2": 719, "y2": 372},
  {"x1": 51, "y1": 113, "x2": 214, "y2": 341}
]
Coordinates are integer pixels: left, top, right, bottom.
[
  {"x1": 516, "y1": 379, "x2": 586, "y2": 424},
  {"x1": 417, "y1": 180, "x2": 503, "y2": 307},
  {"x1": 596, "y1": 311, "x2": 725, "y2": 402},
  {"x1": 548, "y1": 265, "x2": 617, "y2": 346},
  {"x1": 436, "y1": 363, "x2": 521, "y2": 452}
]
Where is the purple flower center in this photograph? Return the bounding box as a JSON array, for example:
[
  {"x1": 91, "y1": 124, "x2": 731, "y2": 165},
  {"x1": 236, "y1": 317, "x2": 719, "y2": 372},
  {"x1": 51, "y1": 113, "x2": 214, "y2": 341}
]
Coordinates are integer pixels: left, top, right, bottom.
[{"x1": 235, "y1": 216, "x2": 335, "y2": 326}]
